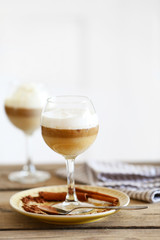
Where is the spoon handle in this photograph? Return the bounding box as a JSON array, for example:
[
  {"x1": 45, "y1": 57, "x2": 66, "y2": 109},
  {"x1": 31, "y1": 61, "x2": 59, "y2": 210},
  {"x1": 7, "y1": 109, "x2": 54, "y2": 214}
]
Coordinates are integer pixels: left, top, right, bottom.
[{"x1": 94, "y1": 205, "x2": 148, "y2": 210}]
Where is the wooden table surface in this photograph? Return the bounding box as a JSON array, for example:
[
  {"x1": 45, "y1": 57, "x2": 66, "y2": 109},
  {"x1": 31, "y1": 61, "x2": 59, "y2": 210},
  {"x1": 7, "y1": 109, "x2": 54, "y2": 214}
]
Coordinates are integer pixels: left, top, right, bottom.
[{"x1": 0, "y1": 164, "x2": 160, "y2": 240}]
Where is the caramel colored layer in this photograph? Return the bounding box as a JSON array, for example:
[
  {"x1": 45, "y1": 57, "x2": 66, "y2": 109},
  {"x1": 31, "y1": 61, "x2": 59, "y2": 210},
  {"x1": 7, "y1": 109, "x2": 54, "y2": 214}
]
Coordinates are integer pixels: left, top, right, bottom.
[
  {"x1": 41, "y1": 126, "x2": 99, "y2": 138},
  {"x1": 5, "y1": 106, "x2": 42, "y2": 117}
]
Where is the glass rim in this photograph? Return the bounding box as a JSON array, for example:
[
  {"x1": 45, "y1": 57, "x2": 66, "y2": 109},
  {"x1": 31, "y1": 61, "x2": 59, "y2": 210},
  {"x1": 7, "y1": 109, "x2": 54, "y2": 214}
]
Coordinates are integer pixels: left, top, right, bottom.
[{"x1": 46, "y1": 95, "x2": 91, "y2": 103}]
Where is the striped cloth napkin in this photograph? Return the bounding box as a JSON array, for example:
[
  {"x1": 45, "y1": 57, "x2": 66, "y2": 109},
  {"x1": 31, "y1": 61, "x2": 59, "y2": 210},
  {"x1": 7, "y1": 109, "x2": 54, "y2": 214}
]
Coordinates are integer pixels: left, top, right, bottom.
[{"x1": 56, "y1": 160, "x2": 160, "y2": 203}]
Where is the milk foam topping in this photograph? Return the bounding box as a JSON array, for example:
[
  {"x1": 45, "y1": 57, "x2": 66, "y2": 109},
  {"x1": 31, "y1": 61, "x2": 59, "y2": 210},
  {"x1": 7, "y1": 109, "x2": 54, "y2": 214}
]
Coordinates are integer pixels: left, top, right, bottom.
[
  {"x1": 42, "y1": 108, "x2": 98, "y2": 129},
  {"x1": 5, "y1": 83, "x2": 48, "y2": 109}
]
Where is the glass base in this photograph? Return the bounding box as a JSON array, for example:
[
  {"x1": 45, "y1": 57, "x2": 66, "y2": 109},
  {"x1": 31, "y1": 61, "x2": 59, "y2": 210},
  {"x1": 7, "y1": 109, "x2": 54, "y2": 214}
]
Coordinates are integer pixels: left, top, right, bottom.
[
  {"x1": 53, "y1": 201, "x2": 95, "y2": 214},
  {"x1": 8, "y1": 170, "x2": 51, "y2": 184}
]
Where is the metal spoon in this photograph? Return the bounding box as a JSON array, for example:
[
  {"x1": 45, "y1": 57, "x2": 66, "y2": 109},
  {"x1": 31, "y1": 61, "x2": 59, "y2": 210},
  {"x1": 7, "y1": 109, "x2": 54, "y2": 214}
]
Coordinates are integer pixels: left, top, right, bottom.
[{"x1": 39, "y1": 205, "x2": 148, "y2": 215}]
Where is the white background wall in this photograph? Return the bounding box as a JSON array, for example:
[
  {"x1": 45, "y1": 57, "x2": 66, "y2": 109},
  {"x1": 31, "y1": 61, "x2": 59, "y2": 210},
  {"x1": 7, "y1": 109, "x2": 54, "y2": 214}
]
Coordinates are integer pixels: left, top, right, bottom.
[{"x1": 0, "y1": 0, "x2": 160, "y2": 165}]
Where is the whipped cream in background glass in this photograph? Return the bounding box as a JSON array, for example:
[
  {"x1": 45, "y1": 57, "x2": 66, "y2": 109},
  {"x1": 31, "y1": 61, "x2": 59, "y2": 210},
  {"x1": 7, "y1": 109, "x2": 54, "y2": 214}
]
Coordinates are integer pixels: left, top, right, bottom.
[
  {"x1": 5, "y1": 82, "x2": 49, "y2": 135},
  {"x1": 5, "y1": 82, "x2": 48, "y2": 109}
]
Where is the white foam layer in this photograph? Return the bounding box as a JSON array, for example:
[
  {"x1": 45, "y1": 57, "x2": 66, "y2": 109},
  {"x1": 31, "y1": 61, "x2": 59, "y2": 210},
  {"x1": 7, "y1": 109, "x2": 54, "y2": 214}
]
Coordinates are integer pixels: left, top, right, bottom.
[
  {"x1": 41, "y1": 108, "x2": 98, "y2": 129},
  {"x1": 5, "y1": 83, "x2": 48, "y2": 109}
]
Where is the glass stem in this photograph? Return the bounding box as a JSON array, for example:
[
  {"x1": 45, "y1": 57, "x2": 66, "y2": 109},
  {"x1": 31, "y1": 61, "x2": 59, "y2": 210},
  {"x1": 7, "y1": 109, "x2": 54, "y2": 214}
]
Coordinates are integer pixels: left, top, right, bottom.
[
  {"x1": 65, "y1": 158, "x2": 78, "y2": 203},
  {"x1": 23, "y1": 134, "x2": 36, "y2": 173}
]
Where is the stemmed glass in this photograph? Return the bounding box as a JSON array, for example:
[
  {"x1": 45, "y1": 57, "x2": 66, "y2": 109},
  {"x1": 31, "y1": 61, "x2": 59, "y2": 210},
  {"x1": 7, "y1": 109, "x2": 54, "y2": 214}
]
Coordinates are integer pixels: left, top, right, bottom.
[
  {"x1": 41, "y1": 96, "x2": 99, "y2": 210},
  {"x1": 4, "y1": 83, "x2": 51, "y2": 184}
]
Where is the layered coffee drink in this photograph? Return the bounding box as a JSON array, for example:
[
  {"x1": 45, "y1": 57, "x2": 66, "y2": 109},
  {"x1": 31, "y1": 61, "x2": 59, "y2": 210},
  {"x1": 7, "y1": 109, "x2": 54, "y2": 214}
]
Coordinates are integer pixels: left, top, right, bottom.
[
  {"x1": 5, "y1": 106, "x2": 42, "y2": 135},
  {"x1": 41, "y1": 109, "x2": 99, "y2": 157},
  {"x1": 41, "y1": 96, "x2": 98, "y2": 210},
  {"x1": 5, "y1": 83, "x2": 47, "y2": 135},
  {"x1": 4, "y1": 83, "x2": 51, "y2": 184}
]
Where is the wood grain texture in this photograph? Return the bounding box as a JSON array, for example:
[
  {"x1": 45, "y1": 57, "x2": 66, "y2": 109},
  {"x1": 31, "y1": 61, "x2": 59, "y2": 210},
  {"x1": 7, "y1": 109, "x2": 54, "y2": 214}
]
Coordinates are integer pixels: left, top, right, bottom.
[
  {"x1": 0, "y1": 164, "x2": 159, "y2": 239},
  {"x1": 0, "y1": 229, "x2": 160, "y2": 240}
]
